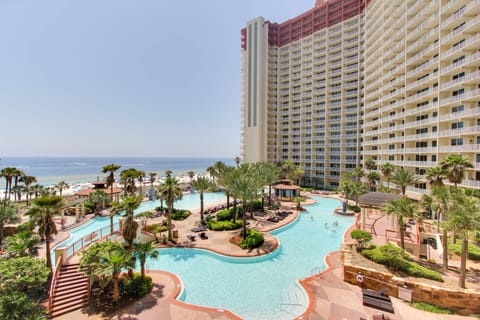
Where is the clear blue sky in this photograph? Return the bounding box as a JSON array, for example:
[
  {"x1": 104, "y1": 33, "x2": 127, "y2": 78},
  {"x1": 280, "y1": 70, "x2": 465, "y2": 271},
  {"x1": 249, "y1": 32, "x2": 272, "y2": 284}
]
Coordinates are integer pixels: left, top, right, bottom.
[{"x1": 0, "y1": 0, "x2": 314, "y2": 158}]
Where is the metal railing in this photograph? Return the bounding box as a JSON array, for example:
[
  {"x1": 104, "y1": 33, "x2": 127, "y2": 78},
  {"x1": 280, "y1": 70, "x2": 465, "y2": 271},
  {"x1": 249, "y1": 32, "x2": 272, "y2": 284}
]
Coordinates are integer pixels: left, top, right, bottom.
[
  {"x1": 65, "y1": 222, "x2": 120, "y2": 259},
  {"x1": 48, "y1": 255, "x2": 63, "y2": 316}
]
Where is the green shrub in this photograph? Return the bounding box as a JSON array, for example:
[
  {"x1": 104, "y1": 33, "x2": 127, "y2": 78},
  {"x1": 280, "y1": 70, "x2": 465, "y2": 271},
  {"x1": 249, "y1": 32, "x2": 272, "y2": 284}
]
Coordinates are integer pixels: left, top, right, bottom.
[
  {"x1": 121, "y1": 274, "x2": 153, "y2": 298},
  {"x1": 240, "y1": 229, "x2": 265, "y2": 249},
  {"x1": 243, "y1": 200, "x2": 262, "y2": 212},
  {"x1": 147, "y1": 224, "x2": 167, "y2": 233},
  {"x1": 207, "y1": 220, "x2": 243, "y2": 231},
  {"x1": 171, "y1": 210, "x2": 191, "y2": 220},
  {"x1": 154, "y1": 206, "x2": 164, "y2": 212},
  {"x1": 362, "y1": 244, "x2": 443, "y2": 282},
  {"x1": 347, "y1": 204, "x2": 361, "y2": 213},
  {"x1": 449, "y1": 238, "x2": 480, "y2": 261},
  {"x1": 350, "y1": 229, "x2": 372, "y2": 250},
  {"x1": 216, "y1": 209, "x2": 233, "y2": 221},
  {"x1": 410, "y1": 302, "x2": 454, "y2": 314}
]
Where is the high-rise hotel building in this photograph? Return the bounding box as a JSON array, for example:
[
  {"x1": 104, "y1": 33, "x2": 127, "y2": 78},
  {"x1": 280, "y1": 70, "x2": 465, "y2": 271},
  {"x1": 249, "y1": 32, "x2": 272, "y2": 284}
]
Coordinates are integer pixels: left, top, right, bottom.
[{"x1": 241, "y1": 0, "x2": 480, "y2": 194}]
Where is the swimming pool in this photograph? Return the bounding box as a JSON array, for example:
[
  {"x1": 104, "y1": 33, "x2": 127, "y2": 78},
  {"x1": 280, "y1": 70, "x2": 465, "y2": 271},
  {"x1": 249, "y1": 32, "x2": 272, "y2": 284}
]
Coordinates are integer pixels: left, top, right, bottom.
[
  {"x1": 144, "y1": 196, "x2": 353, "y2": 320},
  {"x1": 53, "y1": 192, "x2": 227, "y2": 251}
]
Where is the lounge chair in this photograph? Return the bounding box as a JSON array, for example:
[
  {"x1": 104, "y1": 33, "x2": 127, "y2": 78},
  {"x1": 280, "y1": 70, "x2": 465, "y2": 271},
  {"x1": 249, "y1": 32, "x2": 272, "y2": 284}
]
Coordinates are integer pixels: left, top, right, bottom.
[
  {"x1": 191, "y1": 225, "x2": 207, "y2": 233},
  {"x1": 199, "y1": 232, "x2": 208, "y2": 240},
  {"x1": 362, "y1": 289, "x2": 394, "y2": 313},
  {"x1": 187, "y1": 235, "x2": 196, "y2": 242},
  {"x1": 267, "y1": 216, "x2": 279, "y2": 222},
  {"x1": 254, "y1": 211, "x2": 266, "y2": 217}
]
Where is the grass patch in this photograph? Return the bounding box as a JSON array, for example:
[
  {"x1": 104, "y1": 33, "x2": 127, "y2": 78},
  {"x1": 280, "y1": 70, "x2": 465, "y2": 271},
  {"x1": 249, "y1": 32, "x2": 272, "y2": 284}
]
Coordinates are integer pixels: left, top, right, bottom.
[
  {"x1": 410, "y1": 302, "x2": 454, "y2": 314},
  {"x1": 448, "y1": 238, "x2": 480, "y2": 261},
  {"x1": 361, "y1": 244, "x2": 443, "y2": 282}
]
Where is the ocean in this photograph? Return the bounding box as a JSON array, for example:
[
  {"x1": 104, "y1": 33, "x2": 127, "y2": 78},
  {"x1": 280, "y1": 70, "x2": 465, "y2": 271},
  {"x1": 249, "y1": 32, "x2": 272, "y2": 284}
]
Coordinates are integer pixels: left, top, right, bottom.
[{"x1": 0, "y1": 157, "x2": 234, "y2": 187}]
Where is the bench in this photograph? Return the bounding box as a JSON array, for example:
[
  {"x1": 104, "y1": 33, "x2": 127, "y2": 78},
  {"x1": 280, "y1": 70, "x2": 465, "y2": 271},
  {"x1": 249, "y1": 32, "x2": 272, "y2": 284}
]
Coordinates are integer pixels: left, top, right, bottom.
[
  {"x1": 362, "y1": 289, "x2": 391, "y2": 302},
  {"x1": 362, "y1": 295, "x2": 394, "y2": 313}
]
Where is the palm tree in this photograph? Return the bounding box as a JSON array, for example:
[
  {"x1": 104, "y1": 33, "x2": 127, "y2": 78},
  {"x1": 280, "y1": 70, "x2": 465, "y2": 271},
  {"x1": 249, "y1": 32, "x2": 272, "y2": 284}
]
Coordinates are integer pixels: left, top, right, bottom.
[
  {"x1": 109, "y1": 200, "x2": 123, "y2": 234},
  {"x1": 88, "y1": 190, "x2": 110, "y2": 214},
  {"x1": 281, "y1": 159, "x2": 295, "y2": 179},
  {"x1": 338, "y1": 174, "x2": 354, "y2": 213},
  {"x1": 1, "y1": 167, "x2": 16, "y2": 200},
  {"x1": 191, "y1": 177, "x2": 214, "y2": 222},
  {"x1": 366, "y1": 171, "x2": 380, "y2": 191},
  {"x1": 213, "y1": 164, "x2": 237, "y2": 219},
  {"x1": 430, "y1": 186, "x2": 453, "y2": 269},
  {"x1": 158, "y1": 176, "x2": 183, "y2": 241},
  {"x1": 425, "y1": 166, "x2": 447, "y2": 188},
  {"x1": 56, "y1": 181, "x2": 67, "y2": 197},
  {"x1": 0, "y1": 200, "x2": 19, "y2": 245},
  {"x1": 287, "y1": 166, "x2": 305, "y2": 186},
  {"x1": 187, "y1": 171, "x2": 195, "y2": 183},
  {"x1": 12, "y1": 168, "x2": 25, "y2": 201},
  {"x1": 121, "y1": 195, "x2": 142, "y2": 249},
  {"x1": 381, "y1": 197, "x2": 418, "y2": 250},
  {"x1": 380, "y1": 162, "x2": 394, "y2": 189},
  {"x1": 234, "y1": 156, "x2": 241, "y2": 167},
  {"x1": 391, "y1": 168, "x2": 419, "y2": 195},
  {"x1": 98, "y1": 247, "x2": 135, "y2": 303},
  {"x1": 447, "y1": 190, "x2": 480, "y2": 288},
  {"x1": 364, "y1": 158, "x2": 377, "y2": 171},
  {"x1": 3, "y1": 230, "x2": 39, "y2": 258},
  {"x1": 137, "y1": 170, "x2": 146, "y2": 197},
  {"x1": 133, "y1": 241, "x2": 159, "y2": 280},
  {"x1": 441, "y1": 154, "x2": 473, "y2": 188},
  {"x1": 351, "y1": 167, "x2": 365, "y2": 184},
  {"x1": 258, "y1": 162, "x2": 281, "y2": 207},
  {"x1": 102, "y1": 163, "x2": 121, "y2": 202},
  {"x1": 26, "y1": 195, "x2": 63, "y2": 269},
  {"x1": 164, "y1": 170, "x2": 173, "y2": 178},
  {"x1": 120, "y1": 168, "x2": 141, "y2": 196},
  {"x1": 20, "y1": 175, "x2": 37, "y2": 206},
  {"x1": 231, "y1": 163, "x2": 264, "y2": 238},
  {"x1": 351, "y1": 181, "x2": 366, "y2": 206}
]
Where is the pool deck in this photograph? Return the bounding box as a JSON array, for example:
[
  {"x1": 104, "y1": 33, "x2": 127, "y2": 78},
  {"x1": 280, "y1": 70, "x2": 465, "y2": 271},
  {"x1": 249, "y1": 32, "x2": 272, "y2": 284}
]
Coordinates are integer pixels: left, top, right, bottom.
[{"x1": 53, "y1": 193, "x2": 477, "y2": 320}]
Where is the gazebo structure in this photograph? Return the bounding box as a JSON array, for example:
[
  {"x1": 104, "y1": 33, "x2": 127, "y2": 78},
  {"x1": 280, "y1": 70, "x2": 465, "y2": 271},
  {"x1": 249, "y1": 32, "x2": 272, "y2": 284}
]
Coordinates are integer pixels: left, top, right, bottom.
[
  {"x1": 358, "y1": 192, "x2": 402, "y2": 231},
  {"x1": 75, "y1": 180, "x2": 122, "y2": 203},
  {"x1": 273, "y1": 179, "x2": 300, "y2": 201}
]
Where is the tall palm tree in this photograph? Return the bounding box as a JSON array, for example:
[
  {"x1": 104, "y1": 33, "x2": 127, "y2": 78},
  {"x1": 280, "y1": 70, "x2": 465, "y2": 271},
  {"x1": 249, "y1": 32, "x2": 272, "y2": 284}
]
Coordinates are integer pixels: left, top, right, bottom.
[
  {"x1": 187, "y1": 171, "x2": 195, "y2": 183},
  {"x1": 234, "y1": 156, "x2": 241, "y2": 167},
  {"x1": 56, "y1": 181, "x2": 67, "y2": 197},
  {"x1": 380, "y1": 162, "x2": 394, "y2": 189},
  {"x1": 26, "y1": 195, "x2": 63, "y2": 269},
  {"x1": 1, "y1": 167, "x2": 16, "y2": 200},
  {"x1": 88, "y1": 190, "x2": 110, "y2": 214},
  {"x1": 281, "y1": 159, "x2": 295, "y2": 179},
  {"x1": 366, "y1": 171, "x2": 380, "y2": 191},
  {"x1": 158, "y1": 176, "x2": 183, "y2": 241},
  {"x1": 148, "y1": 172, "x2": 157, "y2": 200},
  {"x1": 258, "y1": 162, "x2": 281, "y2": 207},
  {"x1": 109, "y1": 201, "x2": 124, "y2": 234},
  {"x1": 102, "y1": 163, "x2": 121, "y2": 202},
  {"x1": 98, "y1": 247, "x2": 135, "y2": 303},
  {"x1": 364, "y1": 158, "x2": 377, "y2": 171},
  {"x1": 12, "y1": 168, "x2": 25, "y2": 201},
  {"x1": 351, "y1": 167, "x2": 365, "y2": 184},
  {"x1": 20, "y1": 175, "x2": 37, "y2": 206},
  {"x1": 338, "y1": 174, "x2": 354, "y2": 213},
  {"x1": 213, "y1": 164, "x2": 236, "y2": 219},
  {"x1": 382, "y1": 197, "x2": 418, "y2": 250},
  {"x1": 441, "y1": 154, "x2": 473, "y2": 188},
  {"x1": 287, "y1": 166, "x2": 305, "y2": 186},
  {"x1": 447, "y1": 190, "x2": 480, "y2": 288},
  {"x1": 121, "y1": 195, "x2": 142, "y2": 249},
  {"x1": 133, "y1": 241, "x2": 159, "y2": 280},
  {"x1": 164, "y1": 170, "x2": 173, "y2": 178},
  {"x1": 191, "y1": 177, "x2": 214, "y2": 222},
  {"x1": 0, "y1": 200, "x2": 18, "y2": 246},
  {"x1": 425, "y1": 166, "x2": 447, "y2": 188},
  {"x1": 391, "y1": 168, "x2": 419, "y2": 195},
  {"x1": 120, "y1": 168, "x2": 140, "y2": 196},
  {"x1": 231, "y1": 163, "x2": 264, "y2": 238},
  {"x1": 137, "y1": 170, "x2": 146, "y2": 197}
]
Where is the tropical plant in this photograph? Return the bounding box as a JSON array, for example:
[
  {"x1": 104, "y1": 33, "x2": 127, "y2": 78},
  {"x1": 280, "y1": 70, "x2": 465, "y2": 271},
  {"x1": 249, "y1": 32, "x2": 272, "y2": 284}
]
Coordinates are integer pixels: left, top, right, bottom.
[
  {"x1": 350, "y1": 229, "x2": 372, "y2": 250},
  {"x1": 135, "y1": 211, "x2": 153, "y2": 229},
  {"x1": 446, "y1": 190, "x2": 480, "y2": 288},
  {"x1": 2, "y1": 230, "x2": 39, "y2": 258},
  {"x1": 287, "y1": 166, "x2": 305, "y2": 186},
  {"x1": 258, "y1": 162, "x2": 280, "y2": 207},
  {"x1": 11, "y1": 168, "x2": 25, "y2": 201},
  {"x1": 425, "y1": 166, "x2": 447, "y2": 188},
  {"x1": 187, "y1": 171, "x2": 195, "y2": 182},
  {"x1": 234, "y1": 156, "x2": 241, "y2": 167},
  {"x1": 351, "y1": 167, "x2": 365, "y2": 184},
  {"x1": 88, "y1": 190, "x2": 110, "y2": 214},
  {"x1": 380, "y1": 162, "x2": 395, "y2": 189},
  {"x1": 366, "y1": 171, "x2": 380, "y2": 191},
  {"x1": 120, "y1": 168, "x2": 141, "y2": 197},
  {"x1": 364, "y1": 158, "x2": 377, "y2": 171},
  {"x1": 99, "y1": 247, "x2": 134, "y2": 303},
  {"x1": 132, "y1": 241, "x2": 159, "y2": 280},
  {"x1": 381, "y1": 197, "x2": 418, "y2": 249},
  {"x1": 0, "y1": 167, "x2": 16, "y2": 200},
  {"x1": 137, "y1": 170, "x2": 146, "y2": 197},
  {"x1": 157, "y1": 176, "x2": 183, "y2": 241},
  {"x1": 121, "y1": 195, "x2": 142, "y2": 249},
  {"x1": 26, "y1": 195, "x2": 63, "y2": 269},
  {"x1": 391, "y1": 168, "x2": 419, "y2": 195},
  {"x1": 19, "y1": 175, "x2": 37, "y2": 206},
  {"x1": 102, "y1": 163, "x2": 121, "y2": 202},
  {"x1": 0, "y1": 200, "x2": 18, "y2": 246},
  {"x1": 441, "y1": 154, "x2": 474, "y2": 188},
  {"x1": 338, "y1": 174, "x2": 354, "y2": 213},
  {"x1": 56, "y1": 181, "x2": 67, "y2": 197},
  {"x1": 191, "y1": 177, "x2": 214, "y2": 222}
]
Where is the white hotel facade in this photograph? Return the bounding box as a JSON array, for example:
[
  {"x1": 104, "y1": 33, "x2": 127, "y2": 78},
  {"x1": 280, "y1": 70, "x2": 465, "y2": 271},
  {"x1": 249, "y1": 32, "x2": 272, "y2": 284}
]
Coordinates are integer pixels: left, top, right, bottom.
[{"x1": 241, "y1": 0, "x2": 480, "y2": 195}]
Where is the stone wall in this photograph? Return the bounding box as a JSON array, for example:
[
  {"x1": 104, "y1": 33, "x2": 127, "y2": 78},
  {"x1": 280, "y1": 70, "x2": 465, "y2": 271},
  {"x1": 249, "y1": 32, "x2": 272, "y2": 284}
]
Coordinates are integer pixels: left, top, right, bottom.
[{"x1": 342, "y1": 244, "x2": 480, "y2": 316}]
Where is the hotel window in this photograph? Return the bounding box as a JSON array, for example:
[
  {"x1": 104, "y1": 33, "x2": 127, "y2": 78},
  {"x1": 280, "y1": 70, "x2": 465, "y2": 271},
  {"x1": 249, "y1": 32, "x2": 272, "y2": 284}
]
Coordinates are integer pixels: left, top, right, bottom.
[
  {"x1": 452, "y1": 105, "x2": 464, "y2": 113},
  {"x1": 451, "y1": 122, "x2": 463, "y2": 129},
  {"x1": 389, "y1": 155, "x2": 394, "y2": 161},
  {"x1": 451, "y1": 138, "x2": 463, "y2": 146}
]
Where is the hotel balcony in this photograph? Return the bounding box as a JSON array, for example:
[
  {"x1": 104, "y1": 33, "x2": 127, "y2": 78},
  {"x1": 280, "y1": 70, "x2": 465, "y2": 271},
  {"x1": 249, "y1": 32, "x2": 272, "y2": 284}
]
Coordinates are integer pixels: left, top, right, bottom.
[
  {"x1": 439, "y1": 144, "x2": 480, "y2": 153},
  {"x1": 438, "y1": 125, "x2": 480, "y2": 137},
  {"x1": 441, "y1": 71, "x2": 480, "y2": 90},
  {"x1": 439, "y1": 107, "x2": 480, "y2": 122},
  {"x1": 440, "y1": 88, "x2": 480, "y2": 107}
]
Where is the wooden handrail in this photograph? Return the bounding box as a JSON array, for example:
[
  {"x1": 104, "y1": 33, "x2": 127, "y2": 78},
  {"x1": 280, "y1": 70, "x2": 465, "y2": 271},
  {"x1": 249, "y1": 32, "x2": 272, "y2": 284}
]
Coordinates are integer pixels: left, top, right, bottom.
[{"x1": 48, "y1": 255, "x2": 63, "y2": 316}]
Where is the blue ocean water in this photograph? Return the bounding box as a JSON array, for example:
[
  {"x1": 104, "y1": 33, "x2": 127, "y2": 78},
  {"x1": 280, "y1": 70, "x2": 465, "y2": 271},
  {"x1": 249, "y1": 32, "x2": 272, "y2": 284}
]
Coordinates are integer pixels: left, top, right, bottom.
[{"x1": 0, "y1": 157, "x2": 234, "y2": 187}]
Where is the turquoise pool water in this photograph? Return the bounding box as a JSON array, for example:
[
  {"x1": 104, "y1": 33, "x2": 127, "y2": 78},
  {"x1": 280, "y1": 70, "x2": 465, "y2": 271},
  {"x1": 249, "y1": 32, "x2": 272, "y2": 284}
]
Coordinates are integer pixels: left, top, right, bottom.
[{"x1": 144, "y1": 196, "x2": 353, "y2": 320}]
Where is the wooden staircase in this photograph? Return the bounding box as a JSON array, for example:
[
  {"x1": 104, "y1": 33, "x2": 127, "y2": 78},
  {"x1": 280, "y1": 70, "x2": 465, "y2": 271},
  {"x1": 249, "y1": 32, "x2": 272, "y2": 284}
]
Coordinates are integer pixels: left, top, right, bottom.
[{"x1": 50, "y1": 263, "x2": 89, "y2": 318}]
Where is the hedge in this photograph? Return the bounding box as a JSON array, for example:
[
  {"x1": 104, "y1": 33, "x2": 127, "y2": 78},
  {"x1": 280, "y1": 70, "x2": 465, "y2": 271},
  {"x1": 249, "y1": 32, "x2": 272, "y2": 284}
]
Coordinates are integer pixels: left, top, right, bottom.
[
  {"x1": 207, "y1": 220, "x2": 243, "y2": 231},
  {"x1": 449, "y1": 239, "x2": 480, "y2": 261},
  {"x1": 240, "y1": 229, "x2": 265, "y2": 249}
]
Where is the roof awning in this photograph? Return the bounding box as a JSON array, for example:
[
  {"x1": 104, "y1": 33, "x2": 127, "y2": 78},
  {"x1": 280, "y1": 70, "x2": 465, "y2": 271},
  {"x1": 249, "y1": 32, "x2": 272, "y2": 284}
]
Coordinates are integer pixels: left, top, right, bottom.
[{"x1": 358, "y1": 192, "x2": 402, "y2": 208}]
